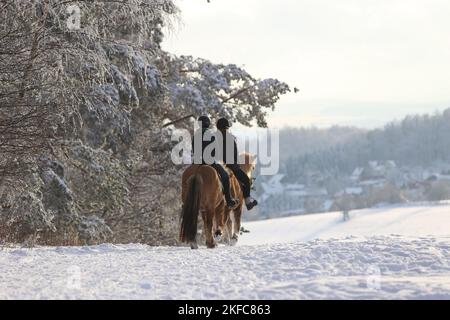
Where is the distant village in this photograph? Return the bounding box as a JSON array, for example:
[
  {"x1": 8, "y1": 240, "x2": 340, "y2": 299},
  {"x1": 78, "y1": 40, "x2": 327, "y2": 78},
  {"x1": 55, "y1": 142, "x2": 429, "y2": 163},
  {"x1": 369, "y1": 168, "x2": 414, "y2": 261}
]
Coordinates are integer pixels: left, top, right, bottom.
[{"x1": 254, "y1": 161, "x2": 450, "y2": 220}]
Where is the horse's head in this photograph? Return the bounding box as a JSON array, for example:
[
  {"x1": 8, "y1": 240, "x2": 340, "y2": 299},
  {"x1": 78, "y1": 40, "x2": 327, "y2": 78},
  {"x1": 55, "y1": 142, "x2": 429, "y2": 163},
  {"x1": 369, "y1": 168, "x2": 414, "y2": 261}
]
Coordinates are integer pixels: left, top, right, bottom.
[{"x1": 238, "y1": 153, "x2": 257, "y2": 179}]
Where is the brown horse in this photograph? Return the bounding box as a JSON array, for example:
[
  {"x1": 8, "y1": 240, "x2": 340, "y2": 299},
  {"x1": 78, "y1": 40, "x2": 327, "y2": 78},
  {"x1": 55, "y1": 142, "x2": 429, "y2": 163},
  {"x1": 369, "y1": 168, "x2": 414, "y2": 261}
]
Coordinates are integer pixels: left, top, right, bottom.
[
  {"x1": 180, "y1": 164, "x2": 226, "y2": 249},
  {"x1": 222, "y1": 153, "x2": 257, "y2": 246},
  {"x1": 180, "y1": 153, "x2": 256, "y2": 249}
]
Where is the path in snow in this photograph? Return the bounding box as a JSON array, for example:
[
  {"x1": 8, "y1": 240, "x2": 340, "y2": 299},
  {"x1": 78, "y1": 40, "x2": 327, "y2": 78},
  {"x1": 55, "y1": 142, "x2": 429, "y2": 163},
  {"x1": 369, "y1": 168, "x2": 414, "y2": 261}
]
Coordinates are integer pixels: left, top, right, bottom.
[
  {"x1": 1, "y1": 236, "x2": 449, "y2": 299},
  {"x1": 1, "y1": 203, "x2": 449, "y2": 299}
]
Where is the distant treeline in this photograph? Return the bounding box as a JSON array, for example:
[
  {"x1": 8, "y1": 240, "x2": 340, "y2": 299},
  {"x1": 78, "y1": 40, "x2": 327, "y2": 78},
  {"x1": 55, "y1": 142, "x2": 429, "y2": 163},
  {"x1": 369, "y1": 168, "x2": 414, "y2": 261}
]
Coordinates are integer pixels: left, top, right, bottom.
[{"x1": 280, "y1": 108, "x2": 450, "y2": 182}]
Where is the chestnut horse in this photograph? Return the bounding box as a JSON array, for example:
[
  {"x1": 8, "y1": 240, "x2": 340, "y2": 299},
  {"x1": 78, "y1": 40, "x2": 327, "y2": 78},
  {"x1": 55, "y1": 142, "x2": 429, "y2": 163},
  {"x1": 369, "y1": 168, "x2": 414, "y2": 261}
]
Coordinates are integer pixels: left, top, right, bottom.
[
  {"x1": 222, "y1": 153, "x2": 257, "y2": 246},
  {"x1": 180, "y1": 153, "x2": 256, "y2": 249}
]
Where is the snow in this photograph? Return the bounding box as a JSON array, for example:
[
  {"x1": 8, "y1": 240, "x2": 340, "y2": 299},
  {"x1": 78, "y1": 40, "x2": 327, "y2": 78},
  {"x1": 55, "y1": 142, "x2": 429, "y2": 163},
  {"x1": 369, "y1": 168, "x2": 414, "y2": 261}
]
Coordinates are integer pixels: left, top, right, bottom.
[
  {"x1": 1, "y1": 203, "x2": 449, "y2": 299},
  {"x1": 260, "y1": 174, "x2": 285, "y2": 195},
  {"x1": 322, "y1": 199, "x2": 334, "y2": 211},
  {"x1": 287, "y1": 188, "x2": 328, "y2": 197},
  {"x1": 359, "y1": 179, "x2": 386, "y2": 187},
  {"x1": 145, "y1": 64, "x2": 162, "y2": 92},
  {"x1": 285, "y1": 183, "x2": 305, "y2": 191},
  {"x1": 345, "y1": 187, "x2": 363, "y2": 195},
  {"x1": 240, "y1": 203, "x2": 450, "y2": 245},
  {"x1": 351, "y1": 167, "x2": 364, "y2": 180}
]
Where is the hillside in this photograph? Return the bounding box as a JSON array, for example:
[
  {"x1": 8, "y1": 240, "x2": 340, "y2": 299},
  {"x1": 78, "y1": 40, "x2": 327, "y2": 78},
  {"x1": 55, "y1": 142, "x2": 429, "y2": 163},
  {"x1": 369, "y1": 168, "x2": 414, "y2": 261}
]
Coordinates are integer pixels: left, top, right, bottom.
[{"x1": 255, "y1": 108, "x2": 450, "y2": 219}]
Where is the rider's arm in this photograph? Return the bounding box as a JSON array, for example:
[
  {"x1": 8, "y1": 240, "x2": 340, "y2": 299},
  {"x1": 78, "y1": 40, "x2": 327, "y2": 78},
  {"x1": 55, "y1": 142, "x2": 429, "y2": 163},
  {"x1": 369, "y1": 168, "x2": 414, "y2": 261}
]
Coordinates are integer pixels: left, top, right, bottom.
[{"x1": 232, "y1": 134, "x2": 238, "y2": 164}]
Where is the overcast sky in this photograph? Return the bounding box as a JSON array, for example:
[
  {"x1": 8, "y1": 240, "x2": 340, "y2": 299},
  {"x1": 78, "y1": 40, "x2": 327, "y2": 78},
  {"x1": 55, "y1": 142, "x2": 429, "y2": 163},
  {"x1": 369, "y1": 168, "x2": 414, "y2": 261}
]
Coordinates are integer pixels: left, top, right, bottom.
[{"x1": 163, "y1": 0, "x2": 450, "y2": 129}]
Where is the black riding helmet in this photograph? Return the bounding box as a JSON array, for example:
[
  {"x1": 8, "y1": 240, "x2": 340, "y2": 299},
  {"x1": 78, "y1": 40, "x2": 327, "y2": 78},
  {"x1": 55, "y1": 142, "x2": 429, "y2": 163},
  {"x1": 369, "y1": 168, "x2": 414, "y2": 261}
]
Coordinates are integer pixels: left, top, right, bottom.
[
  {"x1": 197, "y1": 115, "x2": 211, "y2": 129},
  {"x1": 216, "y1": 117, "x2": 231, "y2": 130}
]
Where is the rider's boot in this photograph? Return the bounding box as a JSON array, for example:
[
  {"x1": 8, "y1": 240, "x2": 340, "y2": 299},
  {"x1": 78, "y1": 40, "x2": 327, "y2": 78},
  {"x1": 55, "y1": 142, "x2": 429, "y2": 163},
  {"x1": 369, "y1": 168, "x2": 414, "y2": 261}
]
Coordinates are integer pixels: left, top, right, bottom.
[{"x1": 245, "y1": 196, "x2": 258, "y2": 211}]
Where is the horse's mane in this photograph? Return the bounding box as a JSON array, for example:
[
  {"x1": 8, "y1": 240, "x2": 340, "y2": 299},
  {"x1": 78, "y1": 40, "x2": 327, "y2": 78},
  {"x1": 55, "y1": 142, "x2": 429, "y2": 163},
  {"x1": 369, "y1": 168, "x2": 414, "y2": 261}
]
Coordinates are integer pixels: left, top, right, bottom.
[{"x1": 239, "y1": 152, "x2": 256, "y2": 175}]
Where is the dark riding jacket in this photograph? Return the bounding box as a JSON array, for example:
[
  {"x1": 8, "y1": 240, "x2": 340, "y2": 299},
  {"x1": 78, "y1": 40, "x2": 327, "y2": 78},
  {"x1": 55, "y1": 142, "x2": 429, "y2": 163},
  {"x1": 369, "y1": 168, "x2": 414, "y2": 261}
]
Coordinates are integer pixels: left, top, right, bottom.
[
  {"x1": 191, "y1": 129, "x2": 238, "y2": 165},
  {"x1": 191, "y1": 128, "x2": 215, "y2": 165},
  {"x1": 216, "y1": 130, "x2": 238, "y2": 165}
]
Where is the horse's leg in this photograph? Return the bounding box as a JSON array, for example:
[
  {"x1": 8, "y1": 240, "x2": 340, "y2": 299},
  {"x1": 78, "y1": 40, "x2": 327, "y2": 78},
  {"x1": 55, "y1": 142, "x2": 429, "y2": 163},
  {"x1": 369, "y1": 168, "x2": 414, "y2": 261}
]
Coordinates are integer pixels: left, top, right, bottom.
[
  {"x1": 214, "y1": 203, "x2": 228, "y2": 243},
  {"x1": 188, "y1": 206, "x2": 199, "y2": 249},
  {"x1": 213, "y1": 205, "x2": 222, "y2": 242},
  {"x1": 233, "y1": 207, "x2": 242, "y2": 236},
  {"x1": 203, "y1": 209, "x2": 216, "y2": 248},
  {"x1": 223, "y1": 214, "x2": 233, "y2": 245},
  {"x1": 180, "y1": 203, "x2": 197, "y2": 249},
  {"x1": 230, "y1": 205, "x2": 243, "y2": 245},
  {"x1": 221, "y1": 207, "x2": 230, "y2": 244},
  {"x1": 190, "y1": 239, "x2": 199, "y2": 250}
]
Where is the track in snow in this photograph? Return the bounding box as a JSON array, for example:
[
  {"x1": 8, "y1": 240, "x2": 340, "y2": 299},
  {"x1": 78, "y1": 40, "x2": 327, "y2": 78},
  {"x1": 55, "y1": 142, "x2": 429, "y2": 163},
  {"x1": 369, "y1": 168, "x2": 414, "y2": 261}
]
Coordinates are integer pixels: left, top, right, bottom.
[{"x1": 1, "y1": 203, "x2": 450, "y2": 299}]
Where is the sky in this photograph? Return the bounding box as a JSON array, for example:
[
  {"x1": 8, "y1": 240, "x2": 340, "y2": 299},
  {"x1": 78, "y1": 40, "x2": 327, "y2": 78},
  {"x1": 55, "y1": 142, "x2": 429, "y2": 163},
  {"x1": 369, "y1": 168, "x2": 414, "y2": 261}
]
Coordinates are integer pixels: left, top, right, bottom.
[{"x1": 163, "y1": 0, "x2": 450, "y2": 129}]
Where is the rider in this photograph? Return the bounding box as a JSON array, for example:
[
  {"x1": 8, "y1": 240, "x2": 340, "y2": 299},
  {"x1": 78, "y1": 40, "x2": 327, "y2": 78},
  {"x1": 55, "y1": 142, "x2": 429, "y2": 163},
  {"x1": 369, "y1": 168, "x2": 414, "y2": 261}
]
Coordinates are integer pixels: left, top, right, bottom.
[
  {"x1": 191, "y1": 115, "x2": 239, "y2": 209},
  {"x1": 215, "y1": 117, "x2": 258, "y2": 211}
]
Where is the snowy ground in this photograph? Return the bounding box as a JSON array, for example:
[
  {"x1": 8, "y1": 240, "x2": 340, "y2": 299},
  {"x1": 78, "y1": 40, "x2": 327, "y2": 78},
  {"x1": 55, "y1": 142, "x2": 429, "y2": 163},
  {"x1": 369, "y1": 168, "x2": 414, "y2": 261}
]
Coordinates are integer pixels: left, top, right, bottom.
[
  {"x1": 1, "y1": 203, "x2": 449, "y2": 299},
  {"x1": 239, "y1": 202, "x2": 450, "y2": 245}
]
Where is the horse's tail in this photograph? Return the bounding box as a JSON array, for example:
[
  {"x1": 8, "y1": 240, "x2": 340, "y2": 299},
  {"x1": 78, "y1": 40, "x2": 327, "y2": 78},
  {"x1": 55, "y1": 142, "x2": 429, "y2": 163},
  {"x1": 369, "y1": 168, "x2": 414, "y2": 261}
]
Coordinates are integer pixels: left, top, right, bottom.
[{"x1": 180, "y1": 174, "x2": 203, "y2": 243}]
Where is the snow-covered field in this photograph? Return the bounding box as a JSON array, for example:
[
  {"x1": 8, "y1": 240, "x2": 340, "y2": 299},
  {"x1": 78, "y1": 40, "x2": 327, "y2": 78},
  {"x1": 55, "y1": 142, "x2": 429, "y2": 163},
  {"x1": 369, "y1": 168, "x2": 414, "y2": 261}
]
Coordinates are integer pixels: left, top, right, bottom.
[
  {"x1": 239, "y1": 202, "x2": 450, "y2": 245},
  {"x1": 1, "y1": 203, "x2": 449, "y2": 299}
]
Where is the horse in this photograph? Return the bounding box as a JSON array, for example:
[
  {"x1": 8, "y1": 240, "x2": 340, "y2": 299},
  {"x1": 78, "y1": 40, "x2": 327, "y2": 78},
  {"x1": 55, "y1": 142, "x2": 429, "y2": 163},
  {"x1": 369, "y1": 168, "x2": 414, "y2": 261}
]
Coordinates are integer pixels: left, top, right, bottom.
[
  {"x1": 179, "y1": 153, "x2": 256, "y2": 249},
  {"x1": 180, "y1": 163, "x2": 226, "y2": 249},
  {"x1": 221, "y1": 153, "x2": 257, "y2": 246}
]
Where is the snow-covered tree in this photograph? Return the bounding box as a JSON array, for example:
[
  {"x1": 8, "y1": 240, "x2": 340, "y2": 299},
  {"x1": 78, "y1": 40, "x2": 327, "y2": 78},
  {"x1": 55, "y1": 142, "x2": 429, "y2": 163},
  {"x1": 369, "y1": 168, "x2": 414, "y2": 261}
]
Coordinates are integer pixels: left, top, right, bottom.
[
  {"x1": 166, "y1": 55, "x2": 290, "y2": 127},
  {"x1": 0, "y1": 0, "x2": 291, "y2": 245}
]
